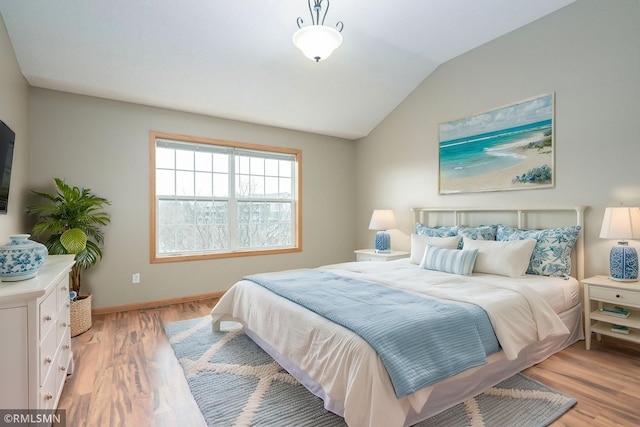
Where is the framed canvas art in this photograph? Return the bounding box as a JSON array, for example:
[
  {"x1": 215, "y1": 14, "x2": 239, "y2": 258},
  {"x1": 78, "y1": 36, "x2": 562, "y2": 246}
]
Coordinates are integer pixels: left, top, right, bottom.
[{"x1": 439, "y1": 93, "x2": 555, "y2": 194}]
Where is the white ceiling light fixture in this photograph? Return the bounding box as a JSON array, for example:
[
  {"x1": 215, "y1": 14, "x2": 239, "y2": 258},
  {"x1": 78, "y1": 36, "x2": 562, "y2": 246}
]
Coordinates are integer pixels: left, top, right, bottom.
[{"x1": 293, "y1": 0, "x2": 344, "y2": 62}]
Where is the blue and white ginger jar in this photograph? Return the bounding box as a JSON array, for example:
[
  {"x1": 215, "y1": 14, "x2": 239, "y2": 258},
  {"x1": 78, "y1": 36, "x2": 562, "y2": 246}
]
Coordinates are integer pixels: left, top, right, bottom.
[{"x1": 0, "y1": 234, "x2": 48, "y2": 281}]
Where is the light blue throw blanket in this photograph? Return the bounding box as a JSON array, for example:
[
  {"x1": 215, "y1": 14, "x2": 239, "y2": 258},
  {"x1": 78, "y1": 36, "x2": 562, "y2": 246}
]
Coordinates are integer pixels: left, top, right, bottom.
[{"x1": 244, "y1": 269, "x2": 500, "y2": 398}]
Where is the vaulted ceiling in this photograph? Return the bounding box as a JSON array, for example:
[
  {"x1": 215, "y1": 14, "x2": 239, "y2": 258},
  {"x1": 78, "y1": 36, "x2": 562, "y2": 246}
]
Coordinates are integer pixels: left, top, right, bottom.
[{"x1": 0, "y1": 1, "x2": 576, "y2": 139}]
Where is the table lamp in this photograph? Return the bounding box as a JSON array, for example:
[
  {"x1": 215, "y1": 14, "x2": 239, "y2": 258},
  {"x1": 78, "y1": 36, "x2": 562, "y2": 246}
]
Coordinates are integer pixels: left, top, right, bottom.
[
  {"x1": 368, "y1": 209, "x2": 397, "y2": 253},
  {"x1": 599, "y1": 206, "x2": 640, "y2": 281}
]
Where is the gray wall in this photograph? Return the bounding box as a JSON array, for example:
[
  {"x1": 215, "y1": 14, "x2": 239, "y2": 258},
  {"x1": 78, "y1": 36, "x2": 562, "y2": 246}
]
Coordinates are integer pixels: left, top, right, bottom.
[
  {"x1": 355, "y1": 0, "x2": 640, "y2": 279},
  {"x1": 28, "y1": 90, "x2": 356, "y2": 308},
  {"x1": 0, "y1": 14, "x2": 30, "y2": 239}
]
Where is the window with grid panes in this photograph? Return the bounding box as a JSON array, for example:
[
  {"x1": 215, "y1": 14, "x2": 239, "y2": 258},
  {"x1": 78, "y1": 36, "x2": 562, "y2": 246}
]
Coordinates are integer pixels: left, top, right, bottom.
[{"x1": 151, "y1": 132, "x2": 301, "y2": 262}]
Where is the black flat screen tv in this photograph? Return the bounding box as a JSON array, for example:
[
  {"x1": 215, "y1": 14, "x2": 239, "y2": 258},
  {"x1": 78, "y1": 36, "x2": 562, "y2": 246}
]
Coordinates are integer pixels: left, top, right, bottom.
[{"x1": 0, "y1": 119, "x2": 15, "y2": 215}]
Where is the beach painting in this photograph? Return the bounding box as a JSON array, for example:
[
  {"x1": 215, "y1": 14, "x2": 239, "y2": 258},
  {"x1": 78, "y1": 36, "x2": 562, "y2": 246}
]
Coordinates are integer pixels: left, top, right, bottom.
[{"x1": 439, "y1": 93, "x2": 555, "y2": 194}]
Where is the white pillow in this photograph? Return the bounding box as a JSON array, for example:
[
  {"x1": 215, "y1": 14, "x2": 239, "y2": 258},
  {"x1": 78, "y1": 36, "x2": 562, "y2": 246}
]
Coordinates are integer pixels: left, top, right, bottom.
[
  {"x1": 410, "y1": 234, "x2": 462, "y2": 264},
  {"x1": 462, "y1": 237, "x2": 536, "y2": 277},
  {"x1": 419, "y1": 245, "x2": 478, "y2": 276}
]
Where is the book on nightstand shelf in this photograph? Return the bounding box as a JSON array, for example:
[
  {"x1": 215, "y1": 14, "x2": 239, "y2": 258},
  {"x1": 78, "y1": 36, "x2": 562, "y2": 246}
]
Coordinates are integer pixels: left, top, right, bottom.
[
  {"x1": 611, "y1": 324, "x2": 630, "y2": 334},
  {"x1": 599, "y1": 306, "x2": 631, "y2": 318}
]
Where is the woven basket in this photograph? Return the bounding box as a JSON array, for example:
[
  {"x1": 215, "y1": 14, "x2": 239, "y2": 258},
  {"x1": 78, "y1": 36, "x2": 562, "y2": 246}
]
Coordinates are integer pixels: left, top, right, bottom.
[{"x1": 70, "y1": 294, "x2": 92, "y2": 337}]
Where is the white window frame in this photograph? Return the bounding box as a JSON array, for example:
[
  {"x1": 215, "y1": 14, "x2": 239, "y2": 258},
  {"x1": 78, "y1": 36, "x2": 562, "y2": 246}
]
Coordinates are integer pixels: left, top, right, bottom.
[{"x1": 150, "y1": 131, "x2": 302, "y2": 263}]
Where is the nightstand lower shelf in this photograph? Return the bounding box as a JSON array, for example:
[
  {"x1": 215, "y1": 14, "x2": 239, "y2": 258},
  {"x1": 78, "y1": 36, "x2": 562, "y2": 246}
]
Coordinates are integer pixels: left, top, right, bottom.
[
  {"x1": 589, "y1": 308, "x2": 640, "y2": 345},
  {"x1": 590, "y1": 322, "x2": 640, "y2": 344},
  {"x1": 590, "y1": 308, "x2": 640, "y2": 327}
]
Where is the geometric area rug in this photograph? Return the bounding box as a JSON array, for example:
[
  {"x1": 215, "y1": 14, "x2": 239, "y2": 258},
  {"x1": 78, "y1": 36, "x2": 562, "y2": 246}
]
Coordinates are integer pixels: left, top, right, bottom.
[{"x1": 164, "y1": 316, "x2": 576, "y2": 427}]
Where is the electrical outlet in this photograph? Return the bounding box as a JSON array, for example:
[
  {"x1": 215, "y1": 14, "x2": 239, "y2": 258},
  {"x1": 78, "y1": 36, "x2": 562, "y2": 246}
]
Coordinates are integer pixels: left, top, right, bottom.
[{"x1": 132, "y1": 273, "x2": 140, "y2": 284}]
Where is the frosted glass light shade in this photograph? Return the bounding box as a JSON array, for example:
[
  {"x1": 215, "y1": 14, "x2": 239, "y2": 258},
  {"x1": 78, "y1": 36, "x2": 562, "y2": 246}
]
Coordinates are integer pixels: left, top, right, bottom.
[{"x1": 293, "y1": 25, "x2": 343, "y2": 62}]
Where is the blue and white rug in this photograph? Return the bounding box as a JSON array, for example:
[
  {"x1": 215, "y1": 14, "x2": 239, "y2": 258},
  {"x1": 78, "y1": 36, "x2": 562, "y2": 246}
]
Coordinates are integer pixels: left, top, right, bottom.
[{"x1": 164, "y1": 316, "x2": 576, "y2": 427}]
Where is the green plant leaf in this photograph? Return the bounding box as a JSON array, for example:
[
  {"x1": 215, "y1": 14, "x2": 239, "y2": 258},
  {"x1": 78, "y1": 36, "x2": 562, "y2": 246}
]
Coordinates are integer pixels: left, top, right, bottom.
[
  {"x1": 60, "y1": 228, "x2": 88, "y2": 254},
  {"x1": 26, "y1": 178, "x2": 111, "y2": 295}
]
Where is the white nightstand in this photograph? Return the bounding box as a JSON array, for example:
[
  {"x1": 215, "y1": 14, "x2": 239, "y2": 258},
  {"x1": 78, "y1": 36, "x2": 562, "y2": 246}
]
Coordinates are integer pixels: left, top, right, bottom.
[
  {"x1": 582, "y1": 275, "x2": 640, "y2": 350},
  {"x1": 354, "y1": 249, "x2": 410, "y2": 262}
]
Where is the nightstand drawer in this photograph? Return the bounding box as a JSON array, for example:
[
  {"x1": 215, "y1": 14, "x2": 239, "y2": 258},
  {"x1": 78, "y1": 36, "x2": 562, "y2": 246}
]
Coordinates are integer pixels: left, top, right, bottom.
[
  {"x1": 590, "y1": 285, "x2": 640, "y2": 306},
  {"x1": 354, "y1": 249, "x2": 410, "y2": 262},
  {"x1": 357, "y1": 253, "x2": 384, "y2": 262}
]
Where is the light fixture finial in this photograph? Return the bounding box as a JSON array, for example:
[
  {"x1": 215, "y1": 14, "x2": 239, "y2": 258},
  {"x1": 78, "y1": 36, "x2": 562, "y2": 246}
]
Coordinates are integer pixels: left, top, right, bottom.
[{"x1": 293, "y1": 0, "x2": 344, "y2": 62}]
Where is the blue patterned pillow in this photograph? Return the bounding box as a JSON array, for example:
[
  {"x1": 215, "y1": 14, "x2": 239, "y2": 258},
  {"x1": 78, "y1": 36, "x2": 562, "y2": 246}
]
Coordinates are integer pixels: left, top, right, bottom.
[
  {"x1": 459, "y1": 225, "x2": 498, "y2": 242},
  {"x1": 419, "y1": 245, "x2": 478, "y2": 276},
  {"x1": 415, "y1": 223, "x2": 463, "y2": 237},
  {"x1": 496, "y1": 225, "x2": 581, "y2": 277},
  {"x1": 416, "y1": 224, "x2": 464, "y2": 248}
]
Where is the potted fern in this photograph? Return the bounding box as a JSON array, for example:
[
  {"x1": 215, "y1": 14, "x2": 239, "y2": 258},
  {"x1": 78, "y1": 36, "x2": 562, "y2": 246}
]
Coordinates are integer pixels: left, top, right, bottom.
[{"x1": 26, "y1": 178, "x2": 111, "y2": 336}]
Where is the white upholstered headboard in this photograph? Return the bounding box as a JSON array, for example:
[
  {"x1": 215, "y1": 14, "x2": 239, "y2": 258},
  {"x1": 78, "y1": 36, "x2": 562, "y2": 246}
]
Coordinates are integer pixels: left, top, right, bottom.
[{"x1": 410, "y1": 206, "x2": 587, "y2": 280}]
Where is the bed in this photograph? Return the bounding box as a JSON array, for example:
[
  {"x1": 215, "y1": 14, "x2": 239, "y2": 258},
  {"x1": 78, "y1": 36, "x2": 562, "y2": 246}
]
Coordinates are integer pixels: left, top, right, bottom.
[{"x1": 210, "y1": 206, "x2": 587, "y2": 427}]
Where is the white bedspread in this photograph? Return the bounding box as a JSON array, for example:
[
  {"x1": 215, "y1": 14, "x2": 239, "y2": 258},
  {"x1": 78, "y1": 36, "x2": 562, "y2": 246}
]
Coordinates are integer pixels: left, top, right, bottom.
[
  {"x1": 321, "y1": 260, "x2": 570, "y2": 360},
  {"x1": 210, "y1": 261, "x2": 573, "y2": 427}
]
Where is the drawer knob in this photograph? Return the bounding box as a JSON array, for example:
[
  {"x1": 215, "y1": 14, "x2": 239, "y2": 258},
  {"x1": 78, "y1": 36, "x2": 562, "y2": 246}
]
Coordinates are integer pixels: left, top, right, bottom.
[
  {"x1": 63, "y1": 344, "x2": 70, "y2": 350},
  {"x1": 61, "y1": 286, "x2": 68, "y2": 291},
  {"x1": 44, "y1": 315, "x2": 53, "y2": 321},
  {"x1": 45, "y1": 357, "x2": 52, "y2": 364},
  {"x1": 61, "y1": 322, "x2": 68, "y2": 328},
  {"x1": 59, "y1": 365, "x2": 66, "y2": 372},
  {"x1": 45, "y1": 393, "x2": 53, "y2": 400}
]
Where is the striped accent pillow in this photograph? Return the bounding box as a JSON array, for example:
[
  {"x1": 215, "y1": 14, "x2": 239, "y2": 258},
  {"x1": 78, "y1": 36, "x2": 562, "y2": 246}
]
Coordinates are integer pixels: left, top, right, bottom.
[{"x1": 419, "y1": 245, "x2": 479, "y2": 276}]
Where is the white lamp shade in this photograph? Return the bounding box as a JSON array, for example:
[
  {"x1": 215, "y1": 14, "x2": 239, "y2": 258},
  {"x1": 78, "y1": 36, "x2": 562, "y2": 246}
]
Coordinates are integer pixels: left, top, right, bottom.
[
  {"x1": 292, "y1": 25, "x2": 342, "y2": 62},
  {"x1": 599, "y1": 207, "x2": 640, "y2": 240},
  {"x1": 368, "y1": 209, "x2": 397, "y2": 231}
]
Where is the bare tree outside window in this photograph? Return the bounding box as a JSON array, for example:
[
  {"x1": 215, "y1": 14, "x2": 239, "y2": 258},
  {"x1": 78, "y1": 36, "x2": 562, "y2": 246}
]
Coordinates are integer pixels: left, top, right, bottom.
[{"x1": 150, "y1": 132, "x2": 301, "y2": 263}]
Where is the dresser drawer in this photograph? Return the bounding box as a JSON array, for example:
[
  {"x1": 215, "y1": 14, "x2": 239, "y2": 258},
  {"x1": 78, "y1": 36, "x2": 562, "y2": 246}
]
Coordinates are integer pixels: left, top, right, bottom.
[
  {"x1": 57, "y1": 303, "x2": 70, "y2": 344},
  {"x1": 590, "y1": 285, "x2": 640, "y2": 307},
  {"x1": 56, "y1": 277, "x2": 70, "y2": 312},
  {"x1": 41, "y1": 328, "x2": 70, "y2": 407},
  {"x1": 57, "y1": 336, "x2": 72, "y2": 387},
  {"x1": 40, "y1": 326, "x2": 57, "y2": 387},
  {"x1": 40, "y1": 356, "x2": 59, "y2": 411},
  {"x1": 39, "y1": 289, "x2": 57, "y2": 340}
]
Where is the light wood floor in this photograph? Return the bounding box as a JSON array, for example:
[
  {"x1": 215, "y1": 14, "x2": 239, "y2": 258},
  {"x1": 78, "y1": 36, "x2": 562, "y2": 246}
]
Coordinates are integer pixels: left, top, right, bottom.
[{"x1": 58, "y1": 299, "x2": 640, "y2": 427}]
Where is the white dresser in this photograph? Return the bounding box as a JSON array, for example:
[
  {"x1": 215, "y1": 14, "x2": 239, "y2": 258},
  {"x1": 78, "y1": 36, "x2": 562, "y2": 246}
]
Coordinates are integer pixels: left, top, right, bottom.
[{"x1": 0, "y1": 255, "x2": 76, "y2": 410}]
